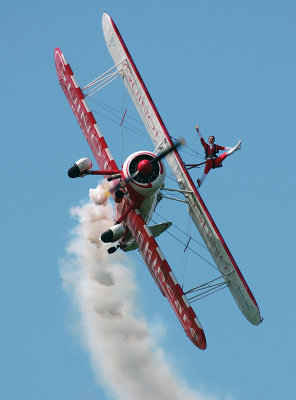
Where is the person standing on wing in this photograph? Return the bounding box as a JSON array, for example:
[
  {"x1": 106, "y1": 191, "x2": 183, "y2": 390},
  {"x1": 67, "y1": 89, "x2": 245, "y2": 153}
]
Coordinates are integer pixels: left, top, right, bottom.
[{"x1": 196, "y1": 125, "x2": 241, "y2": 187}]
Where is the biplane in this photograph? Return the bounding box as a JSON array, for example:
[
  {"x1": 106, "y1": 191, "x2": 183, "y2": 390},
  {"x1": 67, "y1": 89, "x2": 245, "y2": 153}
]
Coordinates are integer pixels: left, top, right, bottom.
[{"x1": 54, "y1": 12, "x2": 262, "y2": 350}]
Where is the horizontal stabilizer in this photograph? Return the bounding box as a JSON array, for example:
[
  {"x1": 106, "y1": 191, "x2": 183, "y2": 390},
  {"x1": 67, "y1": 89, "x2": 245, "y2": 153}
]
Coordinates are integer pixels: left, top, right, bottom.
[{"x1": 123, "y1": 221, "x2": 172, "y2": 252}]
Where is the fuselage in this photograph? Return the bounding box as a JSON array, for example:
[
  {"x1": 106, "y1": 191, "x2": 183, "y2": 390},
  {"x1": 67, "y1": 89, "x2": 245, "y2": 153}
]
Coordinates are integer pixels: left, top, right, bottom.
[{"x1": 115, "y1": 150, "x2": 165, "y2": 249}]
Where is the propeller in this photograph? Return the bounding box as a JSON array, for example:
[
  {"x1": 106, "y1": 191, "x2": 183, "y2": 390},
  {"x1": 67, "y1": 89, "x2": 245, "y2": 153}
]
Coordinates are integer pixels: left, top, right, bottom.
[
  {"x1": 113, "y1": 137, "x2": 185, "y2": 192},
  {"x1": 150, "y1": 137, "x2": 186, "y2": 166}
]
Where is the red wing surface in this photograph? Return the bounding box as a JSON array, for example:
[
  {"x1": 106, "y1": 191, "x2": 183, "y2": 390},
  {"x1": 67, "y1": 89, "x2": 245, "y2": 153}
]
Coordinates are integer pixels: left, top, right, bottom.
[
  {"x1": 126, "y1": 209, "x2": 206, "y2": 350},
  {"x1": 54, "y1": 48, "x2": 118, "y2": 172}
]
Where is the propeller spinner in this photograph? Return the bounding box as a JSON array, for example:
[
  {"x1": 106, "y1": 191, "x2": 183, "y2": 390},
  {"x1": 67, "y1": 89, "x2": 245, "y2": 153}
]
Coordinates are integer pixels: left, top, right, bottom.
[{"x1": 120, "y1": 138, "x2": 185, "y2": 188}]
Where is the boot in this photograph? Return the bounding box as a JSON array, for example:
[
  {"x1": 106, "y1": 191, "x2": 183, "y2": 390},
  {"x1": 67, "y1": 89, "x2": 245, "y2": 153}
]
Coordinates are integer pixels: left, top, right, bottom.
[{"x1": 227, "y1": 140, "x2": 241, "y2": 156}]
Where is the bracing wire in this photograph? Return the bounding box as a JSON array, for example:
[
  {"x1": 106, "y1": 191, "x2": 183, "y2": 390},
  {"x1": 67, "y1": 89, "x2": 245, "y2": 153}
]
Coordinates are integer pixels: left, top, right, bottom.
[
  {"x1": 88, "y1": 95, "x2": 205, "y2": 161},
  {"x1": 153, "y1": 210, "x2": 208, "y2": 251},
  {"x1": 180, "y1": 213, "x2": 192, "y2": 288},
  {"x1": 88, "y1": 97, "x2": 151, "y2": 143},
  {"x1": 149, "y1": 215, "x2": 218, "y2": 272},
  {"x1": 120, "y1": 80, "x2": 127, "y2": 165}
]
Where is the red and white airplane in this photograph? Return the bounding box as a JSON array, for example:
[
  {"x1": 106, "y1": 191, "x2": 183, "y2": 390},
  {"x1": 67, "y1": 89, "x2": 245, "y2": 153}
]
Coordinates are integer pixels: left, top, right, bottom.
[{"x1": 54, "y1": 13, "x2": 262, "y2": 350}]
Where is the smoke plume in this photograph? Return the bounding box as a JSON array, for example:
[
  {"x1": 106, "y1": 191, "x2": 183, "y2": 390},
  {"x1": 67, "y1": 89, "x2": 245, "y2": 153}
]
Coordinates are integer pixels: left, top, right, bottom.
[{"x1": 60, "y1": 182, "x2": 217, "y2": 400}]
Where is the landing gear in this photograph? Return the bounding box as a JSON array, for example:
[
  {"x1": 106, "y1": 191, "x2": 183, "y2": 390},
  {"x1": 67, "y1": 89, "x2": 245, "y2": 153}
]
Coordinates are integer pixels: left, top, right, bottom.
[
  {"x1": 107, "y1": 245, "x2": 119, "y2": 254},
  {"x1": 115, "y1": 189, "x2": 126, "y2": 199},
  {"x1": 115, "y1": 188, "x2": 127, "y2": 203}
]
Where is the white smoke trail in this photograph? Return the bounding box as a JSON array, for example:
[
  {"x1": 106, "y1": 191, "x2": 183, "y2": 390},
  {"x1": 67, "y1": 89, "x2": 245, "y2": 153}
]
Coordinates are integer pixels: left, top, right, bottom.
[{"x1": 60, "y1": 182, "x2": 218, "y2": 400}]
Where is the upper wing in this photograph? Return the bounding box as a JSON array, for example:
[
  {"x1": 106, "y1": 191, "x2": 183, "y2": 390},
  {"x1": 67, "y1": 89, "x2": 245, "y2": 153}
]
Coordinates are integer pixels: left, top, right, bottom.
[
  {"x1": 102, "y1": 13, "x2": 262, "y2": 326},
  {"x1": 126, "y1": 209, "x2": 206, "y2": 350},
  {"x1": 102, "y1": 13, "x2": 176, "y2": 151},
  {"x1": 54, "y1": 48, "x2": 118, "y2": 172}
]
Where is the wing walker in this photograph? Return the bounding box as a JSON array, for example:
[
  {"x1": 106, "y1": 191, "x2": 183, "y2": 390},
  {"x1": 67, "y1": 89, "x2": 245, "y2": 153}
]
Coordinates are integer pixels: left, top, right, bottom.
[{"x1": 55, "y1": 13, "x2": 262, "y2": 350}]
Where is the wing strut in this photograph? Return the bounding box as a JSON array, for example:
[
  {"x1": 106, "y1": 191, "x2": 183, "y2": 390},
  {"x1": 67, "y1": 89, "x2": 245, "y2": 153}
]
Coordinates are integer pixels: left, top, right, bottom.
[
  {"x1": 82, "y1": 63, "x2": 123, "y2": 98},
  {"x1": 185, "y1": 273, "x2": 232, "y2": 303}
]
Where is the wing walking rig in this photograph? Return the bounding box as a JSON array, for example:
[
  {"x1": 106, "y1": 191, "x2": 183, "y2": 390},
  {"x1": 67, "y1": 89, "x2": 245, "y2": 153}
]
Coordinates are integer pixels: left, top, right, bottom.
[{"x1": 54, "y1": 13, "x2": 262, "y2": 350}]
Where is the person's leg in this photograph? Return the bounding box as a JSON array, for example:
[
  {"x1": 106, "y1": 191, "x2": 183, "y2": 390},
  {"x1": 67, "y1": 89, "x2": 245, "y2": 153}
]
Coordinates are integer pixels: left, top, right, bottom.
[
  {"x1": 226, "y1": 140, "x2": 241, "y2": 156},
  {"x1": 197, "y1": 160, "x2": 212, "y2": 187},
  {"x1": 214, "y1": 140, "x2": 241, "y2": 168},
  {"x1": 214, "y1": 152, "x2": 228, "y2": 167}
]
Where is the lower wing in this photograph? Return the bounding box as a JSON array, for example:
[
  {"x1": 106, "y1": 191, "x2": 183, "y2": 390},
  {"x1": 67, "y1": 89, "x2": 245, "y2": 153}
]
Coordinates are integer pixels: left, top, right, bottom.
[{"x1": 126, "y1": 208, "x2": 207, "y2": 350}]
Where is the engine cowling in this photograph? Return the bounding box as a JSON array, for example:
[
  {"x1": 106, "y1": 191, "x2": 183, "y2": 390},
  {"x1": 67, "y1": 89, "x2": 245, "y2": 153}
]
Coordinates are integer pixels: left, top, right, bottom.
[
  {"x1": 68, "y1": 158, "x2": 92, "y2": 178},
  {"x1": 101, "y1": 223, "x2": 125, "y2": 243},
  {"x1": 122, "y1": 151, "x2": 165, "y2": 196}
]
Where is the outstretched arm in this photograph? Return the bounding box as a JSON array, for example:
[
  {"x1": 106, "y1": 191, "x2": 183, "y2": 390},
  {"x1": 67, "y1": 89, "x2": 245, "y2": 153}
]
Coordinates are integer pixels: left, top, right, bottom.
[
  {"x1": 196, "y1": 125, "x2": 207, "y2": 150},
  {"x1": 196, "y1": 125, "x2": 202, "y2": 139}
]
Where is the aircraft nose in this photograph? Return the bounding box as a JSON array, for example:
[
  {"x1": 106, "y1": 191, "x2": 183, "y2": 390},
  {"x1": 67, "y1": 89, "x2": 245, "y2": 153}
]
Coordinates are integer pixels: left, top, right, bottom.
[{"x1": 137, "y1": 159, "x2": 153, "y2": 176}]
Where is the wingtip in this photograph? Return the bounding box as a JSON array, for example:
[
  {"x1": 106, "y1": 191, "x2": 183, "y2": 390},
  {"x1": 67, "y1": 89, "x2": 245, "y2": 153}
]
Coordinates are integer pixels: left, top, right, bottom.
[{"x1": 102, "y1": 11, "x2": 111, "y2": 20}]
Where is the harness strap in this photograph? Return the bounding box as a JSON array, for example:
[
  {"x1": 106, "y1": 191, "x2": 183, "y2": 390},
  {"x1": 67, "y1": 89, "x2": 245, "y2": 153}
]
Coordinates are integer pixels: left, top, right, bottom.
[{"x1": 205, "y1": 144, "x2": 218, "y2": 159}]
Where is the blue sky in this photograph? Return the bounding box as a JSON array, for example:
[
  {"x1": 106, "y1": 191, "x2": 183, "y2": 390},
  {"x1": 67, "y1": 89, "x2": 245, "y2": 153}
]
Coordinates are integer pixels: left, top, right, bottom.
[{"x1": 1, "y1": 1, "x2": 295, "y2": 399}]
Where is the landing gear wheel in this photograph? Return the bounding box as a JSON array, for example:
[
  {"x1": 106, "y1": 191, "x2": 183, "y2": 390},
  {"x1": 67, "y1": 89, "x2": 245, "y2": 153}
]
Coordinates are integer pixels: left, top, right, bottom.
[{"x1": 107, "y1": 246, "x2": 118, "y2": 254}]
